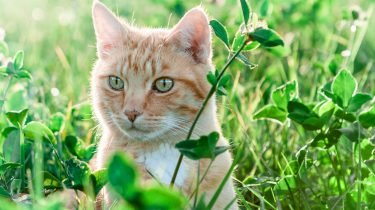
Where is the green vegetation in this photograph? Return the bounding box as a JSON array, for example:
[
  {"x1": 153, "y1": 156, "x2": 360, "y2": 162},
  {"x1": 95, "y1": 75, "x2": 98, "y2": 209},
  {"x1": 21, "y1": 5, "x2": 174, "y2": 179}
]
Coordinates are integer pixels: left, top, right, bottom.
[{"x1": 0, "y1": 0, "x2": 374, "y2": 209}]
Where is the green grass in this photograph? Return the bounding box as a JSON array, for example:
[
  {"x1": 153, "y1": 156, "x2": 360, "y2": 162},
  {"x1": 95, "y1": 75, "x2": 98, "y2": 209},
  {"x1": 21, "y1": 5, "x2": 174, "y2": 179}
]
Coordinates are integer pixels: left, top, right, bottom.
[{"x1": 0, "y1": 0, "x2": 375, "y2": 209}]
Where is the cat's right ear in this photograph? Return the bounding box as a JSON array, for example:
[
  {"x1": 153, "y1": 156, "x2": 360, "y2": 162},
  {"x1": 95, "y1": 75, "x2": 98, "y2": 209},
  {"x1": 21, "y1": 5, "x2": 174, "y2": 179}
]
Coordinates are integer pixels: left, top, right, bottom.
[{"x1": 92, "y1": 1, "x2": 125, "y2": 59}]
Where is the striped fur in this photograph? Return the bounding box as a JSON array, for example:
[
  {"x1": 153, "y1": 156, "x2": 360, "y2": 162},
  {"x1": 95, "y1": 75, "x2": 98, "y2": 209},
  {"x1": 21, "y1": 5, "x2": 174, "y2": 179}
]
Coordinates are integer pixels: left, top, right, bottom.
[{"x1": 90, "y1": 1, "x2": 237, "y2": 209}]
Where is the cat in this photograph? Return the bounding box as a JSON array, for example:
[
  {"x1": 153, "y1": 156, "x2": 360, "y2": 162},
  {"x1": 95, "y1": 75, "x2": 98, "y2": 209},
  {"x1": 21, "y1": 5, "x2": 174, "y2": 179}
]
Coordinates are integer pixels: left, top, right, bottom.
[{"x1": 91, "y1": 1, "x2": 237, "y2": 209}]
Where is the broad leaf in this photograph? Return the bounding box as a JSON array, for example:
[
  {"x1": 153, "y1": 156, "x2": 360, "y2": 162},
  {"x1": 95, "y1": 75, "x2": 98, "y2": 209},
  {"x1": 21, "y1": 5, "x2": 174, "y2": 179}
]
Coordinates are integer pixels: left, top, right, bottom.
[
  {"x1": 14, "y1": 70, "x2": 32, "y2": 80},
  {"x1": 271, "y1": 81, "x2": 298, "y2": 111},
  {"x1": 232, "y1": 28, "x2": 260, "y2": 52},
  {"x1": 274, "y1": 175, "x2": 297, "y2": 192},
  {"x1": 347, "y1": 93, "x2": 372, "y2": 112},
  {"x1": 108, "y1": 153, "x2": 139, "y2": 201},
  {"x1": 64, "y1": 157, "x2": 91, "y2": 189},
  {"x1": 260, "y1": 0, "x2": 270, "y2": 17},
  {"x1": 206, "y1": 71, "x2": 216, "y2": 86},
  {"x1": 0, "y1": 162, "x2": 21, "y2": 174},
  {"x1": 23, "y1": 121, "x2": 56, "y2": 144},
  {"x1": 5, "y1": 109, "x2": 28, "y2": 128},
  {"x1": 49, "y1": 112, "x2": 65, "y2": 132},
  {"x1": 332, "y1": 70, "x2": 357, "y2": 108},
  {"x1": 0, "y1": 186, "x2": 11, "y2": 198},
  {"x1": 209, "y1": 19, "x2": 229, "y2": 48},
  {"x1": 175, "y1": 132, "x2": 227, "y2": 160},
  {"x1": 90, "y1": 169, "x2": 108, "y2": 196},
  {"x1": 287, "y1": 101, "x2": 324, "y2": 130},
  {"x1": 65, "y1": 136, "x2": 95, "y2": 161},
  {"x1": 365, "y1": 160, "x2": 375, "y2": 174},
  {"x1": 240, "y1": 0, "x2": 250, "y2": 25},
  {"x1": 337, "y1": 123, "x2": 366, "y2": 142},
  {"x1": 248, "y1": 28, "x2": 284, "y2": 47},
  {"x1": 139, "y1": 186, "x2": 186, "y2": 210},
  {"x1": 2, "y1": 127, "x2": 20, "y2": 162},
  {"x1": 359, "y1": 106, "x2": 375, "y2": 128},
  {"x1": 13, "y1": 51, "x2": 24, "y2": 70},
  {"x1": 253, "y1": 104, "x2": 287, "y2": 123}
]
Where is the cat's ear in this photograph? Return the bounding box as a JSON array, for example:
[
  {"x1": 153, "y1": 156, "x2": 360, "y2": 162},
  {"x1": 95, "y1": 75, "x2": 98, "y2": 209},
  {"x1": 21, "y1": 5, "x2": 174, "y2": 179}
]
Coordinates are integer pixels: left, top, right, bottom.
[
  {"x1": 92, "y1": 1, "x2": 125, "y2": 59},
  {"x1": 168, "y1": 7, "x2": 211, "y2": 63}
]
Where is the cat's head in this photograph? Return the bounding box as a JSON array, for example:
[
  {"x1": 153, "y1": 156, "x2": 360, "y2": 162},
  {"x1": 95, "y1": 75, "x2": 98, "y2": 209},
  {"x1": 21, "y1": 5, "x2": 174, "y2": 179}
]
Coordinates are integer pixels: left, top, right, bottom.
[{"x1": 91, "y1": 1, "x2": 214, "y2": 141}]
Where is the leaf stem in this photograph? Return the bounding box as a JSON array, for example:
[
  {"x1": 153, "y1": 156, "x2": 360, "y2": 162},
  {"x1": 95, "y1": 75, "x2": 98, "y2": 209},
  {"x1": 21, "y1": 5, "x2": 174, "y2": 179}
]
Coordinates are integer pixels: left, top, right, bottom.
[{"x1": 170, "y1": 38, "x2": 249, "y2": 187}]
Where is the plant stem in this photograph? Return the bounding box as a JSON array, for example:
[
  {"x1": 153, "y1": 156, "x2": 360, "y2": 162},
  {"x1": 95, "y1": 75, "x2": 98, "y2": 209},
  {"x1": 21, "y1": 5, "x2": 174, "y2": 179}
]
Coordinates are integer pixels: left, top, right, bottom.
[
  {"x1": 170, "y1": 39, "x2": 249, "y2": 187},
  {"x1": 356, "y1": 119, "x2": 362, "y2": 210},
  {"x1": 19, "y1": 128, "x2": 25, "y2": 191}
]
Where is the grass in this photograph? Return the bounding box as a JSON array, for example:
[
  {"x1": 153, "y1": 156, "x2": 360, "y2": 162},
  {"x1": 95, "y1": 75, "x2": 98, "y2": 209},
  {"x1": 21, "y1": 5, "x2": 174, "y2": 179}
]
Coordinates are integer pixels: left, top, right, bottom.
[{"x1": 0, "y1": 0, "x2": 375, "y2": 209}]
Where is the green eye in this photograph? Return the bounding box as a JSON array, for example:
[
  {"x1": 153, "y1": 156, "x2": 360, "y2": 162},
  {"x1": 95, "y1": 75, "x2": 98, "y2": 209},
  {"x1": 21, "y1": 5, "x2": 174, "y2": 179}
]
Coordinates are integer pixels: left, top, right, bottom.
[
  {"x1": 154, "y1": 77, "x2": 174, "y2": 93},
  {"x1": 108, "y1": 76, "x2": 124, "y2": 90}
]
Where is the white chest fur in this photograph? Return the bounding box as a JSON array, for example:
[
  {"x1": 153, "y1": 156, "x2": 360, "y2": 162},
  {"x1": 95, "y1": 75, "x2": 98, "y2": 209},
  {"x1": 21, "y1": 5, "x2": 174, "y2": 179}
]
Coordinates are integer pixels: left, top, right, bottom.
[{"x1": 134, "y1": 143, "x2": 188, "y2": 187}]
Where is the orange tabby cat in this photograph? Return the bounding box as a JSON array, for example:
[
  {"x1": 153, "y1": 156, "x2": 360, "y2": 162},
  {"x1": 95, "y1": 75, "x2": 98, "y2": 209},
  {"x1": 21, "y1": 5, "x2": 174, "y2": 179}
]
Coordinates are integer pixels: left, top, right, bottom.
[{"x1": 91, "y1": 1, "x2": 237, "y2": 209}]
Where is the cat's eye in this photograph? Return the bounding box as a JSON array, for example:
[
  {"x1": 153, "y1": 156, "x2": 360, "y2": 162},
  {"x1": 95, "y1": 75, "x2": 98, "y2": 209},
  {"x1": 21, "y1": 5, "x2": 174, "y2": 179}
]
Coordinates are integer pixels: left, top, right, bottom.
[
  {"x1": 108, "y1": 76, "x2": 124, "y2": 90},
  {"x1": 153, "y1": 77, "x2": 174, "y2": 93}
]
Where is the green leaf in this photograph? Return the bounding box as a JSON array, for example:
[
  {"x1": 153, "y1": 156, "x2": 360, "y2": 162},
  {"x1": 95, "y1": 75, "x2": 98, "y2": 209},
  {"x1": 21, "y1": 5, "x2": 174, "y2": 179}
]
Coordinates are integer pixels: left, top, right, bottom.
[
  {"x1": 175, "y1": 132, "x2": 228, "y2": 160},
  {"x1": 240, "y1": 0, "x2": 250, "y2": 25},
  {"x1": 328, "y1": 54, "x2": 342, "y2": 75},
  {"x1": 1, "y1": 127, "x2": 20, "y2": 162},
  {"x1": 337, "y1": 123, "x2": 366, "y2": 142},
  {"x1": 332, "y1": 70, "x2": 357, "y2": 108},
  {"x1": 64, "y1": 157, "x2": 91, "y2": 189},
  {"x1": 0, "y1": 186, "x2": 11, "y2": 198},
  {"x1": 287, "y1": 101, "x2": 324, "y2": 130},
  {"x1": 287, "y1": 101, "x2": 316, "y2": 123},
  {"x1": 260, "y1": 0, "x2": 270, "y2": 17},
  {"x1": 206, "y1": 71, "x2": 216, "y2": 86},
  {"x1": 253, "y1": 104, "x2": 287, "y2": 123},
  {"x1": 271, "y1": 81, "x2": 298, "y2": 111},
  {"x1": 235, "y1": 53, "x2": 257, "y2": 68},
  {"x1": 5, "y1": 109, "x2": 28, "y2": 128},
  {"x1": 23, "y1": 121, "x2": 57, "y2": 144},
  {"x1": 365, "y1": 159, "x2": 375, "y2": 174},
  {"x1": 216, "y1": 86, "x2": 228, "y2": 96},
  {"x1": 43, "y1": 171, "x2": 61, "y2": 188},
  {"x1": 209, "y1": 19, "x2": 229, "y2": 48},
  {"x1": 0, "y1": 41, "x2": 9, "y2": 56},
  {"x1": 232, "y1": 28, "x2": 260, "y2": 52},
  {"x1": 219, "y1": 74, "x2": 231, "y2": 87},
  {"x1": 347, "y1": 93, "x2": 373, "y2": 112},
  {"x1": 248, "y1": 28, "x2": 284, "y2": 47},
  {"x1": 0, "y1": 162, "x2": 21, "y2": 174},
  {"x1": 90, "y1": 169, "x2": 108, "y2": 196},
  {"x1": 334, "y1": 108, "x2": 356, "y2": 122},
  {"x1": 14, "y1": 70, "x2": 32, "y2": 80},
  {"x1": 359, "y1": 106, "x2": 375, "y2": 128},
  {"x1": 65, "y1": 136, "x2": 95, "y2": 161},
  {"x1": 140, "y1": 186, "x2": 186, "y2": 210},
  {"x1": 49, "y1": 112, "x2": 65, "y2": 132},
  {"x1": 13, "y1": 51, "x2": 24, "y2": 70},
  {"x1": 274, "y1": 175, "x2": 297, "y2": 192},
  {"x1": 108, "y1": 152, "x2": 139, "y2": 201}
]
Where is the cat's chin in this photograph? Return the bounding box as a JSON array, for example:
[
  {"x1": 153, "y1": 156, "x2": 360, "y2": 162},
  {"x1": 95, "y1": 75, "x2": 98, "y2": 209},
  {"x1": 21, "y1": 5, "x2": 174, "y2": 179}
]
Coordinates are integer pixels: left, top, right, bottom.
[{"x1": 122, "y1": 127, "x2": 164, "y2": 142}]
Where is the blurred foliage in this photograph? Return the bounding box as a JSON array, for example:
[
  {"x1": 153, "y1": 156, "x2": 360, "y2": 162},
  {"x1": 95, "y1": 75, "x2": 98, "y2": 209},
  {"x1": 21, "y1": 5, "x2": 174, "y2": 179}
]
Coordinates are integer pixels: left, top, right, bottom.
[{"x1": 0, "y1": 0, "x2": 375, "y2": 209}]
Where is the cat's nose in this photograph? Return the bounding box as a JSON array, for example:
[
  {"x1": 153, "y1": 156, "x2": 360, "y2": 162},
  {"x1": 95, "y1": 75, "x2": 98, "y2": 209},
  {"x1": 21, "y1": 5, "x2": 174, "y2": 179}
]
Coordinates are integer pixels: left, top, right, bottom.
[{"x1": 124, "y1": 110, "x2": 142, "y2": 123}]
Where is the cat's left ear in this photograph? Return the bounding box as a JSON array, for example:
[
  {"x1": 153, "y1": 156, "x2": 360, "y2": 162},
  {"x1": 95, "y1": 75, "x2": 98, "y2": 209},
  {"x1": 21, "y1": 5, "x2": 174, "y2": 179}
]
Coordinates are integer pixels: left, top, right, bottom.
[
  {"x1": 168, "y1": 7, "x2": 211, "y2": 63},
  {"x1": 92, "y1": 1, "x2": 125, "y2": 59}
]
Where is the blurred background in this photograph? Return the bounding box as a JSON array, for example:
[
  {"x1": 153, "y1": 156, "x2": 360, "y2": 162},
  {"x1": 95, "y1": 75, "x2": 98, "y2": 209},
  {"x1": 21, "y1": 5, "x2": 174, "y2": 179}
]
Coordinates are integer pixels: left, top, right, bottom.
[{"x1": 0, "y1": 0, "x2": 374, "y2": 208}]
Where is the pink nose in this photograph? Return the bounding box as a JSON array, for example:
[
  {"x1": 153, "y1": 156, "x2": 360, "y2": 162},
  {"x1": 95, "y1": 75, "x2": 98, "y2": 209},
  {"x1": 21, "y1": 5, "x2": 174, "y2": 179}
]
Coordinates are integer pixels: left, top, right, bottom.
[{"x1": 124, "y1": 110, "x2": 142, "y2": 122}]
